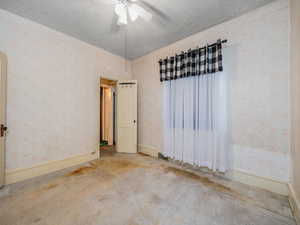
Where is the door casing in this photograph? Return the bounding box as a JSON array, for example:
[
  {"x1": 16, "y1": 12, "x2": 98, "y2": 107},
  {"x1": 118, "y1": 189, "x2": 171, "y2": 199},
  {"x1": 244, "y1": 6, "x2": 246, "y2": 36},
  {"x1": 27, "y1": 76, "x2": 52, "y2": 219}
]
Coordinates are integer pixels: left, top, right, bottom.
[
  {"x1": 0, "y1": 52, "x2": 7, "y2": 187},
  {"x1": 99, "y1": 77, "x2": 117, "y2": 158}
]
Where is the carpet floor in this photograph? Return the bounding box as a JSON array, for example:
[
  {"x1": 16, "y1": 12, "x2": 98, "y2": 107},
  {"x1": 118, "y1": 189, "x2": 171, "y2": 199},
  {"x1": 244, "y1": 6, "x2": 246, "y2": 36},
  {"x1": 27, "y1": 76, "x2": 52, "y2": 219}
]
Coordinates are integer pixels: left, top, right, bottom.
[{"x1": 0, "y1": 153, "x2": 296, "y2": 225}]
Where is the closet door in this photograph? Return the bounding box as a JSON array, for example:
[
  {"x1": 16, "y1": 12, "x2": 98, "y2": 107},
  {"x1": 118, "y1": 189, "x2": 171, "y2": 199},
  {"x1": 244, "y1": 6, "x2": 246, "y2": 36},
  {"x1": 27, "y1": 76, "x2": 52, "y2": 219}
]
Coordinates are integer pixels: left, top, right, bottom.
[
  {"x1": 116, "y1": 80, "x2": 137, "y2": 154},
  {"x1": 0, "y1": 52, "x2": 7, "y2": 187}
]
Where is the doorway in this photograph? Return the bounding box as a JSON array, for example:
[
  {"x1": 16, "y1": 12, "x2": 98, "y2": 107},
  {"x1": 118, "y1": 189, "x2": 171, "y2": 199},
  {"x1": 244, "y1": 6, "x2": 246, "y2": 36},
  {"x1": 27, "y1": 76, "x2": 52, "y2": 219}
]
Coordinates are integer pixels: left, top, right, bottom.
[
  {"x1": 100, "y1": 78, "x2": 117, "y2": 157},
  {"x1": 99, "y1": 78, "x2": 138, "y2": 158}
]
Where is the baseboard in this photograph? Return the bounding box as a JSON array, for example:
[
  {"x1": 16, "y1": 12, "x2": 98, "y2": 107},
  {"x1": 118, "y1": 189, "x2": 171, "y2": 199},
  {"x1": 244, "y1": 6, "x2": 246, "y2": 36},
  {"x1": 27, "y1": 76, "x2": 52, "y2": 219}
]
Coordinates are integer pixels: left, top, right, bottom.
[
  {"x1": 137, "y1": 145, "x2": 288, "y2": 196},
  {"x1": 5, "y1": 152, "x2": 98, "y2": 185},
  {"x1": 288, "y1": 183, "x2": 300, "y2": 225},
  {"x1": 227, "y1": 169, "x2": 289, "y2": 196},
  {"x1": 232, "y1": 145, "x2": 289, "y2": 184},
  {"x1": 138, "y1": 144, "x2": 159, "y2": 157}
]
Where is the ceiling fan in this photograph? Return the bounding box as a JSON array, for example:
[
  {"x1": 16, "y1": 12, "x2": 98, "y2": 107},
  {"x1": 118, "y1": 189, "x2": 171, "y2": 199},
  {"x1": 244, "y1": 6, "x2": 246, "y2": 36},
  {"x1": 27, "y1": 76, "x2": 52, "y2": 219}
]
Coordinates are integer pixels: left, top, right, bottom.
[
  {"x1": 100, "y1": 0, "x2": 171, "y2": 60},
  {"x1": 102, "y1": 0, "x2": 170, "y2": 26},
  {"x1": 114, "y1": 0, "x2": 152, "y2": 25}
]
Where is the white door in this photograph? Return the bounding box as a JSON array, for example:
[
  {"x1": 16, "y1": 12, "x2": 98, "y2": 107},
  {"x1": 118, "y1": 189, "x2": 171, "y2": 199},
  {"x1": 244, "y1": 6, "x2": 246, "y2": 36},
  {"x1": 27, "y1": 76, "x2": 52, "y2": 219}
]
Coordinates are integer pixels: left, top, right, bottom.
[
  {"x1": 116, "y1": 80, "x2": 137, "y2": 153},
  {"x1": 0, "y1": 53, "x2": 7, "y2": 187}
]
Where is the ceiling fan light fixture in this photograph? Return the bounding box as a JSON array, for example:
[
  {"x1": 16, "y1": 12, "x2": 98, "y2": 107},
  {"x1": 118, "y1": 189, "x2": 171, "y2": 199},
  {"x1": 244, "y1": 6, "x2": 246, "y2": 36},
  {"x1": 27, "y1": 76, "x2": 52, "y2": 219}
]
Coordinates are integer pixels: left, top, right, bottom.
[
  {"x1": 115, "y1": 3, "x2": 128, "y2": 25},
  {"x1": 114, "y1": 0, "x2": 152, "y2": 25},
  {"x1": 128, "y1": 7, "x2": 139, "y2": 21},
  {"x1": 117, "y1": 14, "x2": 127, "y2": 25}
]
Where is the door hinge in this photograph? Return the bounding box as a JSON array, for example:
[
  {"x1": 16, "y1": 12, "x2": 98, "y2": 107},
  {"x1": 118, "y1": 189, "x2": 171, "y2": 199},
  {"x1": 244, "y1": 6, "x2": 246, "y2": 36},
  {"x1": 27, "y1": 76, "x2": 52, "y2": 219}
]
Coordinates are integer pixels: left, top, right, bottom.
[{"x1": 0, "y1": 124, "x2": 7, "y2": 137}]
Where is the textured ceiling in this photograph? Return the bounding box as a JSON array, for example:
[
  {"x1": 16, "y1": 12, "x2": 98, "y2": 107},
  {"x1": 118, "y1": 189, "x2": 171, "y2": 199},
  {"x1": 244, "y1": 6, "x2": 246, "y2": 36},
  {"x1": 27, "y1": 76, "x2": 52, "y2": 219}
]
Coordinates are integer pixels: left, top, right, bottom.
[{"x1": 0, "y1": 0, "x2": 275, "y2": 59}]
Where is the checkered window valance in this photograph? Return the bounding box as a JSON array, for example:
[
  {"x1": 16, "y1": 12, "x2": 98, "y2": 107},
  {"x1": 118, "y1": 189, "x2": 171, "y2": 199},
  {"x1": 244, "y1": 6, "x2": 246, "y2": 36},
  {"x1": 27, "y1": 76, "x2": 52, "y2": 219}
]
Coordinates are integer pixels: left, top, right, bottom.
[{"x1": 159, "y1": 39, "x2": 224, "y2": 82}]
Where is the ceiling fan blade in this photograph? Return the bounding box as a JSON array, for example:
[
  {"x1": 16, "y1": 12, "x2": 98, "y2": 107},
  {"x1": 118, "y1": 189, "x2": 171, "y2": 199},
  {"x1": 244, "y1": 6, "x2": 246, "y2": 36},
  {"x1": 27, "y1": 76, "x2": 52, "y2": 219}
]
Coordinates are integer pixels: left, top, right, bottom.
[
  {"x1": 137, "y1": 0, "x2": 171, "y2": 22},
  {"x1": 128, "y1": 6, "x2": 139, "y2": 22},
  {"x1": 100, "y1": 0, "x2": 119, "y2": 5},
  {"x1": 130, "y1": 4, "x2": 152, "y2": 21}
]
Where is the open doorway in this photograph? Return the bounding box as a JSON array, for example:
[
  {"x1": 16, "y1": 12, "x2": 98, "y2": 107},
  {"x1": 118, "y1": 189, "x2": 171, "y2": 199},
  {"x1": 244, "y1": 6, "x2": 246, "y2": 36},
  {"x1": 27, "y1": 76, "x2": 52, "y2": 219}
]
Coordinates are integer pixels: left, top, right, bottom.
[{"x1": 100, "y1": 78, "x2": 117, "y2": 157}]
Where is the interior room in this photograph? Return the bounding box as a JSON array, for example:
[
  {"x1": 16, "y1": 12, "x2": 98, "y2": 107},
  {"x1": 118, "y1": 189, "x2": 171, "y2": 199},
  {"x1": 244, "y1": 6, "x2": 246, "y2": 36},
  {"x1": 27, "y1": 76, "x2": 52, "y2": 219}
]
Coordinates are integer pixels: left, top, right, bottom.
[{"x1": 0, "y1": 0, "x2": 299, "y2": 224}]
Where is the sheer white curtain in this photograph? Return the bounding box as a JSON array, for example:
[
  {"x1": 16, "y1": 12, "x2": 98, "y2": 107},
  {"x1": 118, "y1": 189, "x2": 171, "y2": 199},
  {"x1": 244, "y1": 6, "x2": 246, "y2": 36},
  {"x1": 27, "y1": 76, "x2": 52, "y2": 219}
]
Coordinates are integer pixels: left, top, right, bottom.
[{"x1": 162, "y1": 65, "x2": 230, "y2": 172}]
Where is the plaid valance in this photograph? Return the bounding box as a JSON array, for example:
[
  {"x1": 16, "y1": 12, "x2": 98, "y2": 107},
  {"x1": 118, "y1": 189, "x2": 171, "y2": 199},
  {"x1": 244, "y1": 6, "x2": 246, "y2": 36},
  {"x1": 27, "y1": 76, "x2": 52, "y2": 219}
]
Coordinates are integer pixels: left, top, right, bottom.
[{"x1": 159, "y1": 39, "x2": 224, "y2": 82}]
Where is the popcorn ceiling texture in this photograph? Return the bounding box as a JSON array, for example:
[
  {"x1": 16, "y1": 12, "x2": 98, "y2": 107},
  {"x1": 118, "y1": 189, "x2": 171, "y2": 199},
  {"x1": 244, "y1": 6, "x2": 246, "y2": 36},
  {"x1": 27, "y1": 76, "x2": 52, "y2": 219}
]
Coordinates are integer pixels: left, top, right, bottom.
[
  {"x1": 132, "y1": 0, "x2": 290, "y2": 182},
  {"x1": 0, "y1": 9, "x2": 132, "y2": 171},
  {"x1": 0, "y1": 0, "x2": 275, "y2": 59}
]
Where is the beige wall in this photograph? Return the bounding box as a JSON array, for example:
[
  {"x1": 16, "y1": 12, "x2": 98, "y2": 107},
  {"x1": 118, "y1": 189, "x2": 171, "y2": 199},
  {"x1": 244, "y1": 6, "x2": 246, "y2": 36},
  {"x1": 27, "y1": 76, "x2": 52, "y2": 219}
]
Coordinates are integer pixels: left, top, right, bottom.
[
  {"x1": 290, "y1": 0, "x2": 300, "y2": 204},
  {"x1": 0, "y1": 9, "x2": 131, "y2": 171},
  {"x1": 132, "y1": 0, "x2": 290, "y2": 182}
]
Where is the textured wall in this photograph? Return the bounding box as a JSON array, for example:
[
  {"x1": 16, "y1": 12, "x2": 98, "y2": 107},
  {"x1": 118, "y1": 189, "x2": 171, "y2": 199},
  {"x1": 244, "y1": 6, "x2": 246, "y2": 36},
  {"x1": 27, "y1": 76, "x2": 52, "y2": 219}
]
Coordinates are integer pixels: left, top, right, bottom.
[
  {"x1": 0, "y1": 9, "x2": 131, "y2": 170},
  {"x1": 290, "y1": 0, "x2": 300, "y2": 202},
  {"x1": 132, "y1": 0, "x2": 290, "y2": 182}
]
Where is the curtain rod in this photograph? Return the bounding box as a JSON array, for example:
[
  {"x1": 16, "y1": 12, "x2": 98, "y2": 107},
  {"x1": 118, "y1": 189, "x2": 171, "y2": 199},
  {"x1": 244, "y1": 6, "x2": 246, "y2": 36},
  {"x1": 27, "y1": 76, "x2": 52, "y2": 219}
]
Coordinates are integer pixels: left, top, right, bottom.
[
  {"x1": 211, "y1": 39, "x2": 227, "y2": 46},
  {"x1": 159, "y1": 39, "x2": 228, "y2": 62}
]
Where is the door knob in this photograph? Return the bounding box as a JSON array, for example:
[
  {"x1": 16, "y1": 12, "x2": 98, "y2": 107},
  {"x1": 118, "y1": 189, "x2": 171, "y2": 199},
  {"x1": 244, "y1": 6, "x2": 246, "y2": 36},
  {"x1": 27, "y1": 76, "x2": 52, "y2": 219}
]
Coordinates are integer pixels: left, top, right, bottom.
[{"x1": 0, "y1": 124, "x2": 7, "y2": 137}]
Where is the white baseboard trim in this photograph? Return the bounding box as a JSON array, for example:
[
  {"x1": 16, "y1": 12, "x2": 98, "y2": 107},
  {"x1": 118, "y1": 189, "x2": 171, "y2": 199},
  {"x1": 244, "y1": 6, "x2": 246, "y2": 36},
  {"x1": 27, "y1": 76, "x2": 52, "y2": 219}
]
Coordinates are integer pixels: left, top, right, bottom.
[
  {"x1": 227, "y1": 169, "x2": 289, "y2": 196},
  {"x1": 232, "y1": 145, "x2": 289, "y2": 184},
  {"x1": 138, "y1": 144, "x2": 159, "y2": 157},
  {"x1": 5, "y1": 152, "x2": 98, "y2": 185},
  {"x1": 288, "y1": 183, "x2": 300, "y2": 225},
  {"x1": 136, "y1": 145, "x2": 289, "y2": 196}
]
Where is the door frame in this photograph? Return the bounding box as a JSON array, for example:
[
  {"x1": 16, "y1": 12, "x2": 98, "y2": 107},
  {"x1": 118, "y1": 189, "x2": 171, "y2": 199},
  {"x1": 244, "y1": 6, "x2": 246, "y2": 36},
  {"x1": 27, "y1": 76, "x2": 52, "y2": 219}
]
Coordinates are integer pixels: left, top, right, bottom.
[
  {"x1": 99, "y1": 76, "x2": 118, "y2": 159},
  {"x1": 0, "y1": 52, "x2": 7, "y2": 187}
]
